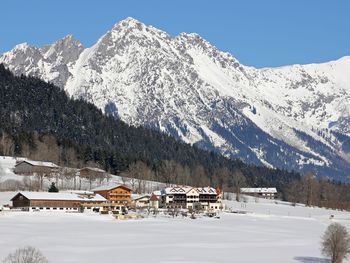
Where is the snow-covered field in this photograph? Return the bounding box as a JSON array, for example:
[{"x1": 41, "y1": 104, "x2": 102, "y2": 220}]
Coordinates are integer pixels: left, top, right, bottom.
[{"x1": 1, "y1": 192, "x2": 349, "y2": 263}]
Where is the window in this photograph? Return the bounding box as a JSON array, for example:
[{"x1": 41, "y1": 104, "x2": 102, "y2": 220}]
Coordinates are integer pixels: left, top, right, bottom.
[
  {"x1": 60, "y1": 208, "x2": 63, "y2": 210},
  {"x1": 53, "y1": 207, "x2": 57, "y2": 210}
]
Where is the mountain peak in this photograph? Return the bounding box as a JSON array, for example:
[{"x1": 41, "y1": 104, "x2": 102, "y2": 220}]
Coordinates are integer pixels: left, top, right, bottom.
[
  {"x1": 112, "y1": 17, "x2": 145, "y2": 31},
  {"x1": 12, "y1": 42, "x2": 32, "y2": 52},
  {"x1": 53, "y1": 34, "x2": 83, "y2": 48}
]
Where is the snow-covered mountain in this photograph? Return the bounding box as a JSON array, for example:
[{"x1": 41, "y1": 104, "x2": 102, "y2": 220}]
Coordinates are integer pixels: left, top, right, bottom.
[{"x1": 1, "y1": 17, "x2": 350, "y2": 180}]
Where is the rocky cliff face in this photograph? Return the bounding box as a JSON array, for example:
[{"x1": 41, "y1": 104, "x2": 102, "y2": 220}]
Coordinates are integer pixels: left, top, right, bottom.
[{"x1": 1, "y1": 17, "x2": 350, "y2": 180}]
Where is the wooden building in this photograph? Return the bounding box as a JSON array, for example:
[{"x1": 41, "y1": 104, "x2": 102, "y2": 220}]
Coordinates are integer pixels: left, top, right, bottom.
[
  {"x1": 11, "y1": 192, "x2": 106, "y2": 211},
  {"x1": 14, "y1": 160, "x2": 59, "y2": 175},
  {"x1": 92, "y1": 184, "x2": 132, "y2": 205}
]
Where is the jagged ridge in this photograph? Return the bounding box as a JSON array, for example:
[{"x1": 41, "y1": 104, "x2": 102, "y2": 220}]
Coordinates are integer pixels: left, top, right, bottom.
[{"x1": 1, "y1": 17, "x2": 350, "y2": 180}]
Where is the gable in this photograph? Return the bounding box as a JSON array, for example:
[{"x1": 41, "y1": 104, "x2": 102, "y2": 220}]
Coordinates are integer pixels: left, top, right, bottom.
[
  {"x1": 109, "y1": 185, "x2": 132, "y2": 194},
  {"x1": 11, "y1": 193, "x2": 29, "y2": 202}
]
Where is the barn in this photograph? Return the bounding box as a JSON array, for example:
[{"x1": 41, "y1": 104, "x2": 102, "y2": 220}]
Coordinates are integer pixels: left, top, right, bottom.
[
  {"x1": 14, "y1": 160, "x2": 59, "y2": 175},
  {"x1": 11, "y1": 192, "x2": 106, "y2": 212}
]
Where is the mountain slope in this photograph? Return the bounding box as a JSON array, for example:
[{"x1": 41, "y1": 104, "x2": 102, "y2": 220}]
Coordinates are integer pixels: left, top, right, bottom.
[
  {"x1": 0, "y1": 65, "x2": 301, "y2": 193},
  {"x1": 1, "y1": 17, "x2": 350, "y2": 180}
]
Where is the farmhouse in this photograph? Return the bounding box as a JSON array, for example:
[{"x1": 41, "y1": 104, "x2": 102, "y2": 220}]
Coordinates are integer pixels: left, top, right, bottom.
[
  {"x1": 14, "y1": 160, "x2": 59, "y2": 175},
  {"x1": 240, "y1": 187, "x2": 277, "y2": 199},
  {"x1": 11, "y1": 192, "x2": 106, "y2": 212},
  {"x1": 92, "y1": 184, "x2": 132, "y2": 205}
]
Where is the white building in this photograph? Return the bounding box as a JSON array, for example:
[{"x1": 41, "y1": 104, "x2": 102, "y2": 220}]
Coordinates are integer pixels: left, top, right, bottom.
[
  {"x1": 161, "y1": 186, "x2": 223, "y2": 211},
  {"x1": 132, "y1": 194, "x2": 151, "y2": 208},
  {"x1": 240, "y1": 188, "x2": 277, "y2": 199}
]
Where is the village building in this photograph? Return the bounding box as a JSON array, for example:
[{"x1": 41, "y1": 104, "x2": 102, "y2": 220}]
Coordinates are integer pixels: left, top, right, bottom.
[
  {"x1": 132, "y1": 194, "x2": 151, "y2": 208},
  {"x1": 92, "y1": 184, "x2": 132, "y2": 205},
  {"x1": 14, "y1": 160, "x2": 59, "y2": 175},
  {"x1": 240, "y1": 187, "x2": 277, "y2": 199},
  {"x1": 161, "y1": 186, "x2": 223, "y2": 211},
  {"x1": 197, "y1": 187, "x2": 222, "y2": 211},
  {"x1": 185, "y1": 187, "x2": 200, "y2": 208},
  {"x1": 11, "y1": 192, "x2": 106, "y2": 212},
  {"x1": 162, "y1": 186, "x2": 190, "y2": 208},
  {"x1": 149, "y1": 193, "x2": 160, "y2": 209}
]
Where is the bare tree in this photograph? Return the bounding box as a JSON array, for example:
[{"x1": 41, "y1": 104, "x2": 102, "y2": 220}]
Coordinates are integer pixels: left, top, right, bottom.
[
  {"x1": 232, "y1": 169, "x2": 246, "y2": 202},
  {"x1": 0, "y1": 162, "x2": 4, "y2": 186},
  {"x1": 191, "y1": 165, "x2": 210, "y2": 187},
  {"x1": 303, "y1": 172, "x2": 319, "y2": 207},
  {"x1": 0, "y1": 132, "x2": 15, "y2": 156},
  {"x1": 321, "y1": 223, "x2": 350, "y2": 263},
  {"x1": 157, "y1": 160, "x2": 178, "y2": 185},
  {"x1": 120, "y1": 175, "x2": 130, "y2": 186},
  {"x1": 124, "y1": 161, "x2": 152, "y2": 193},
  {"x1": 3, "y1": 246, "x2": 48, "y2": 263},
  {"x1": 1, "y1": 179, "x2": 23, "y2": 191},
  {"x1": 285, "y1": 179, "x2": 302, "y2": 205},
  {"x1": 214, "y1": 167, "x2": 231, "y2": 199},
  {"x1": 22, "y1": 177, "x2": 38, "y2": 191}
]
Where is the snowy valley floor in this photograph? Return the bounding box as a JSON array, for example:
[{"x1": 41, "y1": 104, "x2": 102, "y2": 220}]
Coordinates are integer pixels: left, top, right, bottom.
[{"x1": 1, "y1": 195, "x2": 350, "y2": 262}]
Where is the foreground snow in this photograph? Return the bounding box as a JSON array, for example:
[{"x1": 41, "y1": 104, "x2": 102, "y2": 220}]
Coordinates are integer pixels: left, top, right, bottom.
[{"x1": 1, "y1": 194, "x2": 349, "y2": 262}]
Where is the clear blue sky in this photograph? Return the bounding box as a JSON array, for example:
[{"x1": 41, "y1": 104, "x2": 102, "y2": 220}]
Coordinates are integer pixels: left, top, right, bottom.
[{"x1": 1, "y1": 0, "x2": 349, "y2": 68}]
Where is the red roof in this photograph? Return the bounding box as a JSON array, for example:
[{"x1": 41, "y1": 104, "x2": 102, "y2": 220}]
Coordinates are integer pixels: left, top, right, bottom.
[{"x1": 150, "y1": 194, "x2": 159, "y2": 201}]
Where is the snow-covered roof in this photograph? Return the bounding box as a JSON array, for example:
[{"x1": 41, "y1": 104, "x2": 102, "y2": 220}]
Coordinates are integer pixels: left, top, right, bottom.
[
  {"x1": 164, "y1": 186, "x2": 193, "y2": 195},
  {"x1": 132, "y1": 194, "x2": 150, "y2": 201},
  {"x1": 152, "y1": 190, "x2": 162, "y2": 196},
  {"x1": 16, "y1": 160, "x2": 59, "y2": 168},
  {"x1": 92, "y1": 183, "x2": 131, "y2": 192},
  {"x1": 11, "y1": 192, "x2": 106, "y2": 202},
  {"x1": 164, "y1": 187, "x2": 217, "y2": 195},
  {"x1": 241, "y1": 188, "x2": 277, "y2": 194},
  {"x1": 196, "y1": 187, "x2": 217, "y2": 194},
  {"x1": 81, "y1": 167, "x2": 106, "y2": 173},
  {"x1": 62, "y1": 190, "x2": 95, "y2": 195},
  {"x1": 150, "y1": 194, "x2": 160, "y2": 201}
]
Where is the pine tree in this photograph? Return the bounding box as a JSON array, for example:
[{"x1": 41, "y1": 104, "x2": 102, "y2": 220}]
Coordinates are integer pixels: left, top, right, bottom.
[{"x1": 48, "y1": 182, "x2": 59, "y2": 193}]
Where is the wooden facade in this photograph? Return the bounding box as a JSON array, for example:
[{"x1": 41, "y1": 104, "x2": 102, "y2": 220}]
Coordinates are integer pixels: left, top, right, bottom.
[
  {"x1": 11, "y1": 192, "x2": 106, "y2": 211},
  {"x1": 12, "y1": 194, "x2": 30, "y2": 208},
  {"x1": 93, "y1": 185, "x2": 132, "y2": 205},
  {"x1": 14, "y1": 160, "x2": 59, "y2": 175}
]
